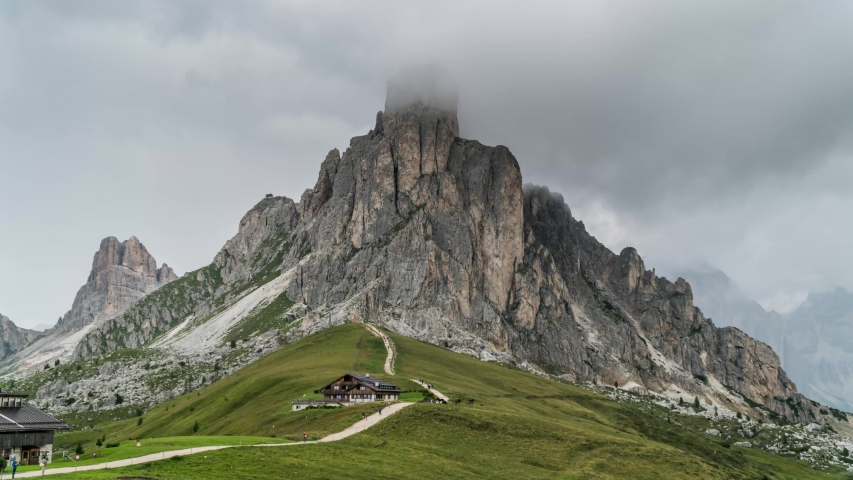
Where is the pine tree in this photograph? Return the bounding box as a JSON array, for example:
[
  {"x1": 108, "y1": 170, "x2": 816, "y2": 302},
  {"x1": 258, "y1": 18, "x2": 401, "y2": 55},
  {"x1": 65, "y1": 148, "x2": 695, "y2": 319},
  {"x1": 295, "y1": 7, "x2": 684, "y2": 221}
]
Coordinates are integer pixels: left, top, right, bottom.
[
  {"x1": 842, "y1": 447, "x2": 849, "y2": 457},
  {"x1": 678, "y1": 397, "x2": 684, "y2": 406},
  {"x1": 736, "y1": 412, "x2": 742, "y2": 419},
  {"x1": 137, "y1": 417, "x2": 143, "y2": 426},
  {"x1": 693, "y1": 397, "x2": 700, "y2": 409},
  {"x1": 75, "y1": 444, "x2": 84, "y2": 455},
  {"x1": 54, "y1": 359, "x2": 60, "y2": 367},
  {"x1": 193, "y1": 420, "x2": 199, "y2": 433}
]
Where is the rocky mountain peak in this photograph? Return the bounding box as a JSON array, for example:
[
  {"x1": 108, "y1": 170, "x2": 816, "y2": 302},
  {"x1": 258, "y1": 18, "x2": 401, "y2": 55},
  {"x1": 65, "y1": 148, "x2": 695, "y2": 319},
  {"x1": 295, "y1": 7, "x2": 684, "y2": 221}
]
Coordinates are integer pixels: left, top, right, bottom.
[{"x1": 53, "y1": 236, "x2": 176, "y2": 334}]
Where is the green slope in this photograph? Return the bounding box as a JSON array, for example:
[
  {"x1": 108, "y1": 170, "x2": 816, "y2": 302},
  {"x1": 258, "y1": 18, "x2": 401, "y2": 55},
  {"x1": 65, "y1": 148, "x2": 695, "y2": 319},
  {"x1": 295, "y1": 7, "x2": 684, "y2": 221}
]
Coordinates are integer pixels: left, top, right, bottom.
[{"x1": 56, "y1": 324, "x2": 849, "y2": 479}]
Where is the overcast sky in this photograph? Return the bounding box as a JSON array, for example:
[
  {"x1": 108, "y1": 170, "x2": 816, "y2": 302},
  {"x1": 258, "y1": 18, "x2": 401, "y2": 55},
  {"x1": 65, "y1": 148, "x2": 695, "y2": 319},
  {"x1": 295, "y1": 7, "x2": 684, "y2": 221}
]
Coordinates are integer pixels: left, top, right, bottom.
[{"x1": 2, "y1": 0, "x2": 852, "y2": 328}]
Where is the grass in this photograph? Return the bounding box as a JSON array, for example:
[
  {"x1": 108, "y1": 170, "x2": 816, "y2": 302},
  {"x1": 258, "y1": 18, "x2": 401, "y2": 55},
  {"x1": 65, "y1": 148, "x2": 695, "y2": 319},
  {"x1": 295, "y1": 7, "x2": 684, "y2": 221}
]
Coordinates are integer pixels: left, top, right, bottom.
[
  {"x1": 15, "y1": 436, "x2": 281, "y2": 473},
  {"x1": 49, "y1": 324, "x2": 853, "y2": 479},
  {"x1": 55, "y1": 325, "x2": 399, "y2": 448}
]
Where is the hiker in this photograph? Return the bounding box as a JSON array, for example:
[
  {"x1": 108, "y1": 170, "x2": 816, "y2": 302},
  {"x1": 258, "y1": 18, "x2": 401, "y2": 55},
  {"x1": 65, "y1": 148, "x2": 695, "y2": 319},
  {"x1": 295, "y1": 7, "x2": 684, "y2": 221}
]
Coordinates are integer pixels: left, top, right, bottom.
[
  {"x1": 379, "y1": 407, "x2": 383, "y2": 414},
  {"x1": 40, "y1": 455, "x2": 47, "y2": 476},
  {"x1": 362, "y1": 412, "x2": 366, "y2": 420},
  {"x1": 93, "y1": 452, "x2": 97, "y2": 458},
  {"x1": 75, "y1": 453, "x2": 80, "y2": 462},
  {"x1": 10, "y1": 456, "x2": 17, "y2": 478},
  {"x1": 302, "y1": 432, "x2": 307, "y2": 442},
  {"x1": 136, "y1": 438, "x2": 141, "y2": 447}
]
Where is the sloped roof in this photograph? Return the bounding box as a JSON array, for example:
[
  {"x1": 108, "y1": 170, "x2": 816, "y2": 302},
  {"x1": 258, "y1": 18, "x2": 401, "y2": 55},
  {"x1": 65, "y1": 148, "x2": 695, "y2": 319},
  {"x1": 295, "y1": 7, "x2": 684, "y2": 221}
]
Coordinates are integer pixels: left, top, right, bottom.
[
  {"x1": 322, "y1": 373, "x2": 402, "y2": 393},
  {"x1": 0, "y1": 404, "x2": 70, "y2": 432},
  {"x1": 346, "y1": 373, "x2": 402, "y2": 392}
]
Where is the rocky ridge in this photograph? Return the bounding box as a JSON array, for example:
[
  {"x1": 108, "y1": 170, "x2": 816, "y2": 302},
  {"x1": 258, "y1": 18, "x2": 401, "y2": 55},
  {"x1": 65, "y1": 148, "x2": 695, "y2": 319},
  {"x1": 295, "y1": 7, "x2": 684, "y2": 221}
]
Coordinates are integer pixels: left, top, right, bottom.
[
  {"x1": 0, "y1": 313, "x2": 42, "y2": 359},
  {"x1": 31, "y1": 76, "x2": 849, "y2": 431},
  {"x1": 0, "y1": 236, "x2": 176, "y2": 373}
]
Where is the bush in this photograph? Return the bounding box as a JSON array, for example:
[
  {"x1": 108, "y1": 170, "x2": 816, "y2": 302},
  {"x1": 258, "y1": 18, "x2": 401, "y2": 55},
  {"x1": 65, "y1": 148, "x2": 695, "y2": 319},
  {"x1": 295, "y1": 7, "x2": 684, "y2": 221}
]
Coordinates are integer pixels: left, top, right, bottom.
[
  {"x1": 115, "y1": 393, "x2": 124, "y2": 405},
  {"x1": 193, "y1": 420, "x2": 199, "y2": 433},
  {"x1": 54, "y1": 359, "x2": 60, "y2": 367},
  {"x1": 843, "y1": 447, "x2": 850, "y2": 457},
  {"x1": 0, "y1": 458, "x2": 6, "y2": 472},
  {"x1": 720, "y1": 441, "x2": 731, "y2": 448},
  {"x1": 136, "y1": 408, "x2": 143, "y2": 417},
  {"x1": 105, "y1": 443, "x2": 120, "y2": 449},
  {"x1": 736, "y1": 412, "x2": 742, "y2": 419},
  {"x1": 137, "y1": 417, "x2": 143, "y2": 426},
  {"x1": 75, "y1": 444, "x2": 84, "y2": 455},
  {"x1": 230, "y1": 340, "x2": 236, "y2": 349}
]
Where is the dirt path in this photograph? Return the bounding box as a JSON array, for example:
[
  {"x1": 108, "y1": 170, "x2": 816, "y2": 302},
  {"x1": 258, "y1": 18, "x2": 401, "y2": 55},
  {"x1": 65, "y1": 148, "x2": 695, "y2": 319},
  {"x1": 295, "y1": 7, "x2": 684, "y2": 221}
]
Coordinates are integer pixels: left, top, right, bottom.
[
  {"x1": 365, "y1": 324, "x2": 396, "y2": 376},
  {"x1": 16, "y1": 402, "x2": 414, "y2": 478},
  {"x1": 411, "y1": 379, "x2": 450, "y2": 402}
]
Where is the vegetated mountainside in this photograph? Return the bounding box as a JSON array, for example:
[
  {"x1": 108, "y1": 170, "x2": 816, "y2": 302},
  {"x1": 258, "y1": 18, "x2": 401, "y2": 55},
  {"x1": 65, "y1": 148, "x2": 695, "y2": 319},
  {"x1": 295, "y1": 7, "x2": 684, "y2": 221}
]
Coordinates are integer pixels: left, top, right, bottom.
[
  {"x1": 0, "y1": 236, "x2": 176, "y2": 373},
  {"x1": 681, "y1": 268, "x2": 853, "y2": 413},
  {"x1": 49, "y1": 75, "x2": 846, "y2": 430},
  {"x1": 53, "y1": 325, "x2": 853, "y2": 480},
  {"x1": 0, "y1": 313, "x2": 42, "y2": 359}
]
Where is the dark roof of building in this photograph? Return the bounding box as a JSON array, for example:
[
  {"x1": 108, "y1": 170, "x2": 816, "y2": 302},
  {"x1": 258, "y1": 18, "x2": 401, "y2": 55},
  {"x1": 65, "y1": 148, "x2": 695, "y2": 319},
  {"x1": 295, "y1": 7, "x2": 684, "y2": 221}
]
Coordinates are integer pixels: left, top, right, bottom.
[
  {"x1": 0, "y1": 404, "x2": 70, "y2": 432},
  {"x1": 346, "y1": 373, "x2": 402, "y2": 392},
  {"x1": 0, "y1": 389, "x2": 29, "y2": 397}
]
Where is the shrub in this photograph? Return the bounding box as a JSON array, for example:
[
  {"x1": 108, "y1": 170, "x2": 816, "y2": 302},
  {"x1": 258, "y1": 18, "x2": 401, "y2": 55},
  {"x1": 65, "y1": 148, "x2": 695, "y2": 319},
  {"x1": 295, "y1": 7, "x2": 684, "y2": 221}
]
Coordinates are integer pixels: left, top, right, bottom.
[
  {"x1": 693, "y1": 397, "x2": 700, "y2": 409},
  {"x1": 720, "y1": 441, "x2": 731, "y2": 448},
  {"x1": 105, "y1": 443, "x2": 120, "y2": 449},
  {"x1": 44, "y1": 364, "x2": 50, "y2": 370},
  {"x1": 137, "y1": 417, "x2": 143, "y2": 426},
  {"x1": 75, "y1": 444, "x2": 84, "y2": 455},
  {"x1": 230, "y1": 340, "x2": 236, "y2": 349},
  {"x1": 736, "y1": 412, "x2": 742, "y2": 419},
  {"x1": 96, "y1": 438, "x2": 102, "y2": 449},
  {"x1": 193, "y1": 420, "x2": 199, "y2": 433},
  {"x1": 0, "y1": 458, "x2": 6, "y2": 472},
  {"x1": 54, "y1": 359, "x2": 60, "y2": 367},
  {"x1": 136, "y1": 408, "x2": 143, "y2": 417},
  {"x1": 115, "y1": 393, "x2": 124, "y2": 405},
  {"x1": 843, "y1": 447, "x2": 849, "y2": 457}
]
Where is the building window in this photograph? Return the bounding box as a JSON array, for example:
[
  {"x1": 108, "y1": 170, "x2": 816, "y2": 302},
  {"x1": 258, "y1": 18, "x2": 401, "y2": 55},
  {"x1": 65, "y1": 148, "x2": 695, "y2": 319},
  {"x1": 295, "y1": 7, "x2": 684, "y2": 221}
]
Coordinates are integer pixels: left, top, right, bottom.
[
  {"x1": 359, "y1": 386, "x2": 365, "y2": 390},
  {"x1": 14, "y1": 398, "x2": 20, "y2": 407},
  {"x1": 333, "y1": 385, "x2": 339, "y2": 390},
  {"x1": 1, "y1": 398, "x2": 7, "y2": 407}
]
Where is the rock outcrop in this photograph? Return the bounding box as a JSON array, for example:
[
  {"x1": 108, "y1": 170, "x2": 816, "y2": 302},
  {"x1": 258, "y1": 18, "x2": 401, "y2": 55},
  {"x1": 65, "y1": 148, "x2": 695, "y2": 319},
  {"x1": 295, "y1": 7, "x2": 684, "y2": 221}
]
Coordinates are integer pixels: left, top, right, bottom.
[
  {"x1": 52, "y1": 236, "x2": 176, "y2": 335},
  {"x1": 72, "y1": 75, "x2": 841, "y2": 426},
  {"x1": 0, "y1": 314, "x2": 42, "y2": 360}
]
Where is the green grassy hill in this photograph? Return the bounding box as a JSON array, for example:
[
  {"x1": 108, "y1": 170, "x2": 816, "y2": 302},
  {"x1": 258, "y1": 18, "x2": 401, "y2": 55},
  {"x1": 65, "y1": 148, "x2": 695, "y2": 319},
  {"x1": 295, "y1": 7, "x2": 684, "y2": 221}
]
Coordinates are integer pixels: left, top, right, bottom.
[{"x1": 56, "y1": 324, "x2": 851, "y2": 479}]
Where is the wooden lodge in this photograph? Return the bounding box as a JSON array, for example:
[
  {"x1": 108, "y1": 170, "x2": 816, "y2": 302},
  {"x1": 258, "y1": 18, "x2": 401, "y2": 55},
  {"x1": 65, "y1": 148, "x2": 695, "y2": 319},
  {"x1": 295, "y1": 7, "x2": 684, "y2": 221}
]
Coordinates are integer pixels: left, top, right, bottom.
[
  {"x1": 0, "y1": 389, "x2": 69, "y2": 466},
  {"x1": 321, "y1": 373, "x2": 401, "y2": 403}
]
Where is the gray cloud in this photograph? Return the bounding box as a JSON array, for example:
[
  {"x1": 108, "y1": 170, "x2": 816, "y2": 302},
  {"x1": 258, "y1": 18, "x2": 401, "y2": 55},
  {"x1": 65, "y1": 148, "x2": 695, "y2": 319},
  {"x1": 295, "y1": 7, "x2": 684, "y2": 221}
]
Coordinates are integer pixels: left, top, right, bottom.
[{"x1": 1, "y1": 0, "x2": 852, "y2": 326}]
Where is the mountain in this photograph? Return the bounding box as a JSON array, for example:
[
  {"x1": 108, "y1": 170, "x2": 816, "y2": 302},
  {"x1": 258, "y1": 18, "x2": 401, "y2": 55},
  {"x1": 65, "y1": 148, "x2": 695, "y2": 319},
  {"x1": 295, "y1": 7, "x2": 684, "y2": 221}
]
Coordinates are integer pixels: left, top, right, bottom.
[
  {"x1": 0, "y1": 313, "x2": 42, "y2": 359},
  {"x1": 1, "y1": 236, "x2": 175, "y2": 372},
  {"x1": 784, "y1": 288, "x2": 853, "y2": 412},
  {"x1": 680, "y1": 267, "x2": 853, "y2": 413},
  {"x1": 57, "y1": 75, "x2": 844, "y2": 428},
  {"x1": 677, "y1": 267, "x2": 785, "y2": 359}
]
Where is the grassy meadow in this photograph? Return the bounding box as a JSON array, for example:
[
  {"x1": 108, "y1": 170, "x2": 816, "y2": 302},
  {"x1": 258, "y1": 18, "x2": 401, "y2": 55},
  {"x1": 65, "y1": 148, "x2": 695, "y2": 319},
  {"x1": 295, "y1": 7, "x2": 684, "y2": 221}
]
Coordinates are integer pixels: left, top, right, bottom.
[{"x1": 44, "y1": 324, "x2": 853, "y2": 479}]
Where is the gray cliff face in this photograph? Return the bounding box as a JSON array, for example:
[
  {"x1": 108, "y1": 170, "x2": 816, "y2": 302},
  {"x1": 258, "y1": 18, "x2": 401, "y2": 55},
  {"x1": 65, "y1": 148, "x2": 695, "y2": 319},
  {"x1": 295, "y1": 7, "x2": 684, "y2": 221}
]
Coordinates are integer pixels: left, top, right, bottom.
[
  {"x1": 678, "y1": 267, "x2": 785, "y2": 358},
  {"x1": 682, "y1": 269, "x2": 853, "y2": 413},
  {"x1": 73, "y1": 81, "x2": 836, "y2": 426},
  {"x1": 0, "y1": 314, "x2": 42, "y2": 359},
  {"x1": 53, "y1": 236, "x2": 176, "y2": 335}
]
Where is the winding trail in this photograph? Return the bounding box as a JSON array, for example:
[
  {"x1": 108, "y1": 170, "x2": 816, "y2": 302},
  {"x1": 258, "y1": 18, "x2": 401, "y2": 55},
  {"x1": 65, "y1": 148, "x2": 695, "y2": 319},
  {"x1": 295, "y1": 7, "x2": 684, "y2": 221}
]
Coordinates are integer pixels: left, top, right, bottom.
[
  {"x1": 18, "y1": 325, "x2": 417, "y2": 477},
  {"x1": 16, "y1": 402, "x2": 413, "y2": 478},
  {"x1": 365, "y1": 323, "x2": 396, "y2": 375},
  {"x1": 411, "y1": 378, "x2": 450, "y2": 402}
]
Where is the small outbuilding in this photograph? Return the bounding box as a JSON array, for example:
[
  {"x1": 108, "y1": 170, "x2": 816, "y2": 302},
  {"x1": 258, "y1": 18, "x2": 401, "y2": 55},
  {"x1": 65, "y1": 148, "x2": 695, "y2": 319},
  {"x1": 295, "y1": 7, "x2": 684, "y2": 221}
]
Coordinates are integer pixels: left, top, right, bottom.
[
  {"x1": 290, "y1": 400, "x2": 342, "y2": 411},
  {"x1": 321, "y1": 373, "x2": 401, "y2": 403},
  {"x1": 0, "y1": 389, "x2": 69, "y2": 465}
]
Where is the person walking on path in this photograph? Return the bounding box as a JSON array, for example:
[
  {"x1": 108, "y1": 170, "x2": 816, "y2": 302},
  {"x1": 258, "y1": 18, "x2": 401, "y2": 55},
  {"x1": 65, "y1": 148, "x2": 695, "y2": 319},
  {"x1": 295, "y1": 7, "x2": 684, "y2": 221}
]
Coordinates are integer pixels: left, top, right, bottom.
[
  {"x1": 379, "y1": 407, "x2": 383, "y2": 415},
  {"x1": 40, "y1": 456, "x2": 47, "y2": 476},
  {"x1": 10, "y1": 456, "x2": 17, "y2": 478},
  {"x1": 302, "y1": 432, "x2": 307, "y2": 442}
]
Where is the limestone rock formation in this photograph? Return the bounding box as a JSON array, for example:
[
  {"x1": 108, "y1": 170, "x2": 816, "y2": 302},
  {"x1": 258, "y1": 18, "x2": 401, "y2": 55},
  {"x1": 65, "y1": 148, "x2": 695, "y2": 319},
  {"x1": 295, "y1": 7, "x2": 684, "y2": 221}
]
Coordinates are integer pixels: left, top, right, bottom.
[
  {"x1": 72, "y1": 75, "x2": 843, "y2": 427},
  {"x1": 52, "y1": 236, "x2": 176, "y2": 335},
  {"x1": 0, "y1": 314, "x2": 42, "y2": 359}
]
